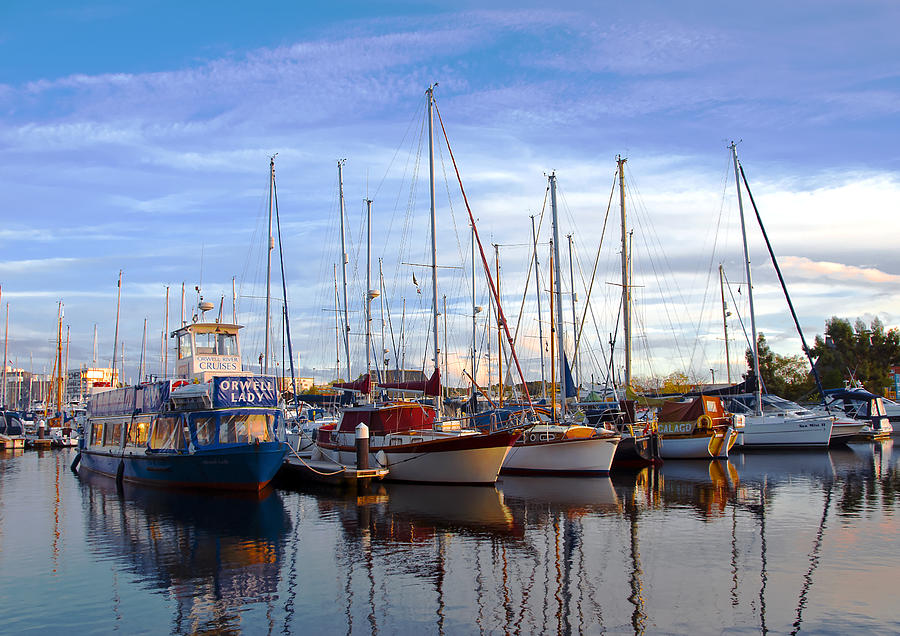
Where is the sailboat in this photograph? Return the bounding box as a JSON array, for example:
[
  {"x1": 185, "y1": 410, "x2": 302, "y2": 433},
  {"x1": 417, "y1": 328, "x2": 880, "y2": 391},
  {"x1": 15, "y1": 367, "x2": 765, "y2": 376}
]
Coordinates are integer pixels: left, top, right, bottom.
[
  {"x1": 472, "y1": 172, "x2": 622, "y2": 476},
  {"x1": 314, "y1": 86, "x2": 520, "y2": 485}
]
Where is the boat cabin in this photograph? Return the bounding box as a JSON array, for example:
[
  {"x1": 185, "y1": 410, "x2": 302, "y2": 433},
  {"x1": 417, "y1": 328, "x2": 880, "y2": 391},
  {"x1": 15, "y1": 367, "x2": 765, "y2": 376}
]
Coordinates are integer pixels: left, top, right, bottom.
[{"x1": 171, "y1": 322, "x2": 251, "y2": 383}]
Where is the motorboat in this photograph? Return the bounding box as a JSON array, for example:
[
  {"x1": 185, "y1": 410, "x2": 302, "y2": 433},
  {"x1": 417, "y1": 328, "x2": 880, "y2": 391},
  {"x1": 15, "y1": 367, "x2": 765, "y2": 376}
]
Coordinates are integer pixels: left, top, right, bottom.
[
  {"x1": 822, "y1": 388, "x2": 893, "y2": 440},
  {"x1": 723, "y1": 394, "x2": 833, "y2": 448},
  {"x1": 77, "y1": 316, "x2": 287, "y2": 490},
  {"x1": 652, "y1": 395, "x2": 741, "y2": 459}
]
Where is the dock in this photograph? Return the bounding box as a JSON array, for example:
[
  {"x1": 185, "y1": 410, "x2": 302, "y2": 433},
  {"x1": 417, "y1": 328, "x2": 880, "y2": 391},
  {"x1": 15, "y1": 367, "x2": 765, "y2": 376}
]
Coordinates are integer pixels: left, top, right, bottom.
[{"x1": 280, "y1": 450, "x2": 388, "y2": 487}]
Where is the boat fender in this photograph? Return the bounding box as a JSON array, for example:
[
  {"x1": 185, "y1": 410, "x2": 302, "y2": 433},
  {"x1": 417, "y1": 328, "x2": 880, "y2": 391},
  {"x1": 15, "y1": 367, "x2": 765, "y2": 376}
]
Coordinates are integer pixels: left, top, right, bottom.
[
  {"x1": 697, "y1": 414, "x2": 713, "y2": 430},
  {"x1": 374, "y1": 450, "x2": 387, "y2": 467},
  {"x1": 70, "y1": 452, "x2": 81, "y2": 472},
  {"x1": 115, "y1": 460, "x2": 125, "y2": 486}
]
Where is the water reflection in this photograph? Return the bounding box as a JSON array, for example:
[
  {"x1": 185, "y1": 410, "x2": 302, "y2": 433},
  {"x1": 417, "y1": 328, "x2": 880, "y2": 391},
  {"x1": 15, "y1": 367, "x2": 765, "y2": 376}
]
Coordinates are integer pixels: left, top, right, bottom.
[
  {"x1": 19, "y1": 444, "x2": 897, "y2": 634},
  {"x1": 78, "y1": 470, "x2": 290, "y2": 634}
]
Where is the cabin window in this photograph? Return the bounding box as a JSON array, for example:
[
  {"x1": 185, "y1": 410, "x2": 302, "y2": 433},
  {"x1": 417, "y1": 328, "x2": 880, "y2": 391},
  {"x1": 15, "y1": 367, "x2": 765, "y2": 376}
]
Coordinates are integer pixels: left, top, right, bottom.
[
  {"x1": 177, "y1": 333, "x2": 192, "y2": 359},
  {"x1": 149, "y1": 415, "x2": 186, "y2": 450},
  {"x1": 104, "y1": 421, "x2": 123, "y2": 447},
  {"x1": 127, "y1": 418, "x2": 150, "y2": 447},
  {"x1": 217, "y1": 332, "x2": 237, "y2": 356},
  {"x1": 218, "y1": 413, "x2": 273, "y2": 444},
  {"x1": 91, "y1": 422, "x2": 103, "y2": 445},
  {"x1": 193, "y1": 415, "x2": 216, "y2": 446}
]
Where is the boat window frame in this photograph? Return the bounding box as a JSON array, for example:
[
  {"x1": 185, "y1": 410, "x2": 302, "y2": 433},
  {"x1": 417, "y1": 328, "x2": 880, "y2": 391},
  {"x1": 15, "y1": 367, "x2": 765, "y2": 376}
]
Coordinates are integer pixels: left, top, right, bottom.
[{"x1": 148, "y1": 413, "x2": 186, "y2": 451}]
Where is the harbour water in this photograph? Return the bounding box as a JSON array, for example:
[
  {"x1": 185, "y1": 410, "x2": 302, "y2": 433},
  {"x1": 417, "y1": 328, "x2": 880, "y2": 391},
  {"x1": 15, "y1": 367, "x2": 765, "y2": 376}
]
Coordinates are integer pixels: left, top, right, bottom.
[{"x1": 1, "y1": 443, "x2": 898, "y2": 634}]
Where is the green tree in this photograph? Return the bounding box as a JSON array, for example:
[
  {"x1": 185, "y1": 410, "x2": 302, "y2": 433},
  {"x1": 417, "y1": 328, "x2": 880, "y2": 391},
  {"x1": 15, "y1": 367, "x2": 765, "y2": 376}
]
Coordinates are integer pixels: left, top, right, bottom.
[
  {"x1": 745, "y1": 333, "x2": 816, "y2": 400},
  {"x1": 810, "y1": 316, "x2": 900, "y2": 392}
]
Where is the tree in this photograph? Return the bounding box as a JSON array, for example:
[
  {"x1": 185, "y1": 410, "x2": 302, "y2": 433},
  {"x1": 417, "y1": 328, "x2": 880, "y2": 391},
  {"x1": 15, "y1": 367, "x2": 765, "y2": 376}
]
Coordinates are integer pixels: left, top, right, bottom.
[
  {"x1": 745, "y1": 333, "x2": 816, "y2": 401},
  {"x1": 810, "y1": 316, "x2": 900, "y2": 392}
]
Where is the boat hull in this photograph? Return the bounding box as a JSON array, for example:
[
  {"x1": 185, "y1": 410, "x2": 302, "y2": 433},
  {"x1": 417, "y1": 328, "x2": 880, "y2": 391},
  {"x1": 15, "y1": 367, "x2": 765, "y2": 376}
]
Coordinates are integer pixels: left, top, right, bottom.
[
  {"x1": 319, "y1": 429, "x2": 519, "y2": 485},
  {"x1": 659, "y1": 427, "x2": 737, "y2": 459},
  {"x1": 736, "y1": 414, "x2": 833, "y2": 448},
  {"x1": 500, "y1": 435, "x2": 621, "y2": 475},
  {"x1": 78, "y1": 443, "x2": 287, "y2": 491},
  {"x1": 611, "y1": 433, "x2": 662, "y2": 468}
]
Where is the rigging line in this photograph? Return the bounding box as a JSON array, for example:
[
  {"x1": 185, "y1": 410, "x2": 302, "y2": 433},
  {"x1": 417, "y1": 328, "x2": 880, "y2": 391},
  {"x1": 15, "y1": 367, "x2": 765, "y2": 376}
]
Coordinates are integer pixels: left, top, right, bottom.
[
  {"x1": 433, "y1": 99, "x2": 533, "y2": 408},
  {"x1": 509, "y1": 186, "x2": 550, "y2": 368},
  {"x1": 272, "y1": 166, "x2": 300, "y2": 408},
  {"x1": 723, "y1": 268, "x2": 754, "y2": 362},
  {"x1": 388, "y1": 112, "x2": 427, "y2": 302},
  {"x1": 739, "y1": 162, "x2": 826, "y2": 401},
  {"x1": 573, "y1": 166, "x2": 618, "y2": 363}
]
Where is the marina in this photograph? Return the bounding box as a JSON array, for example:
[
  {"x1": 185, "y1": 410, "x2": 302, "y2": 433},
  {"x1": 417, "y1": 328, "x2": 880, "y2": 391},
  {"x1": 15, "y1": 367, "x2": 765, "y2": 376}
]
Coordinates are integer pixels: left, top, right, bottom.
[{"x1": 0, "y1": 442, "x2": 898, "y2": 633}]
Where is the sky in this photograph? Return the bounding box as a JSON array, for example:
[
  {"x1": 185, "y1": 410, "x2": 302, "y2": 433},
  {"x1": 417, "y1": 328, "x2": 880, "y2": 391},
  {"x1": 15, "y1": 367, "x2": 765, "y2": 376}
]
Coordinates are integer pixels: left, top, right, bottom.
[{"x1": 1, "y1": 0, "x2": 899, "y2": 391}]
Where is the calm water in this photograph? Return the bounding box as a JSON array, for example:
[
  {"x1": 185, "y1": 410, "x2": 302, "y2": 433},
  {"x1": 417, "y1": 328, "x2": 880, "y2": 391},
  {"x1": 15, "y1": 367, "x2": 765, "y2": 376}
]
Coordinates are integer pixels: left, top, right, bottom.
[{"x1": 1, "y1": 443, "x2": 898, "y2": 635}]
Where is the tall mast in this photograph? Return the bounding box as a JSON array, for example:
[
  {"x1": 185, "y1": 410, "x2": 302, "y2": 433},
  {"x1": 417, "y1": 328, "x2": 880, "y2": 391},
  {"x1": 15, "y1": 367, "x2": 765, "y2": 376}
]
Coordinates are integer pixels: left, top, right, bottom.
[
  {"x1": 92, "y1": 324, "x2": 98, "y2": 366},
  {"x1": 443, "y1": 295, "x2": 448, "y2": 403},
  {"x1": 2, "y1": 298, "x2": 7, "y2": 408},
  {"x1": 495, "y1": 244, "x2": 502, "y2": 407},
  {"x1": 264, "y1": 155, "x2": 276, "y2": 375},
  {"x1": 471, "y1": 223, "x2": 478, "y2": 399},
  {"x1": 379, "y1": 258, "x2": 387, "y2": 382},
  {"x1": 365, "y1": 198, "x2": 373, "y2": 389},
  {"x1": 64, "y1": 325, "x2": 69, "y2": 404},
  {"x1": 164, "y1": 286, "x2": 169, "y2": 378},
  {"x1": 617, "y1": 156, "x2": 631, "y2": 387},
  {"x1": 426, "y1": 84, "x2": 441, "y2": 417},
  {"x1": 334, "y1": 264, "x2": 341, "y2": 381},
  {"x1": 138, "y1": 317, "x2": 147, "y2": 383},
  {"x1": 232, "y1": 277, "x2": 237, "y2": 324},
  {"x1": 731, "y1": 142, "x2": 762, "y2": 414},
  {"x1": 567, "y1": 233, "x2": 579, "y2": 398},
  {"x1": 56, "y1": 302, "x2": 63, "y2": 420},
  {"x1": 337, "y1": 159, "x2": 352, "y2": 382},
  {"x1": 531, "y1": 215, "x2": 547, "y2": 400},
  {"x1": 719, "y1": 264, "x2": 732, "y2": 384},
  {"x1": 549, "y1": 240, "x2": 556, "y2": 420},
  {"x1": 112, "y1": 270, "x2": 122, "y2": 387},
  {"x1": 549, "y1": 173, "x2": 567, "y2": 417}
]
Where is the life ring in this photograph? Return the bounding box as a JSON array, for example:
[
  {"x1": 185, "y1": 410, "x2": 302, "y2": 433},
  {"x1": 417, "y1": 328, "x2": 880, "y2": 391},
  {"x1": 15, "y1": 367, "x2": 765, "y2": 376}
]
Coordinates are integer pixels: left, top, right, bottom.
[{"x1": 697, "y1": 414, "x2": 713, "y2": 429}]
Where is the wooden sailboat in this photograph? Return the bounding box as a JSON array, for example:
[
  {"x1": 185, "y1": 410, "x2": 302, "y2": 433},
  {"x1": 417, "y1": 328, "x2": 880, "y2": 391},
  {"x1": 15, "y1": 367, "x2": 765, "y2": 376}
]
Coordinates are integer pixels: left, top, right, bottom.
[{"x1": 315, "y1": 86, "x2": 520, "y2": 485}]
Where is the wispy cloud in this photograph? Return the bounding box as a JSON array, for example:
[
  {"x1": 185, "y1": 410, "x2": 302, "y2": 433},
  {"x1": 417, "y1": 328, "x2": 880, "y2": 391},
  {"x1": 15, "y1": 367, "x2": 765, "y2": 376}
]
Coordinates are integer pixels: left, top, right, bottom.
[{"x1": 780, "y1": 256, "x2": 900, "y2": 285}]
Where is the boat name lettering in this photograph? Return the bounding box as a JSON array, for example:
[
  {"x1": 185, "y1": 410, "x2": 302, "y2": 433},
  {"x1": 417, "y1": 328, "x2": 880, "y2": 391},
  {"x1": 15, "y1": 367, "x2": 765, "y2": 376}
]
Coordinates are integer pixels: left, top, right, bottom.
[
  {"x1": 657, "y1": 422, "x2": 695, "y2": 434},
  {"x1": 213, "y1": 377, "x2": 277, "y2": 407}
]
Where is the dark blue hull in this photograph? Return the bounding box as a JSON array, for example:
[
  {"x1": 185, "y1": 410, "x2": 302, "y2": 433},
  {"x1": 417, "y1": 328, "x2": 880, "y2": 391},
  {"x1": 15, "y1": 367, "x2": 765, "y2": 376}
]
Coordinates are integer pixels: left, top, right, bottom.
[{"x1": 78, "y1": 443, "x2": 288, "y2": 491}]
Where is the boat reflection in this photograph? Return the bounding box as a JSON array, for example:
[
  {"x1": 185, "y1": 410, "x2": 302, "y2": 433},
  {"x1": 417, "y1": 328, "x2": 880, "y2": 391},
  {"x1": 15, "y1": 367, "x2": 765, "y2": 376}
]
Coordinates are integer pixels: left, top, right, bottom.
[{"x1": 77, "y1": 469, "x2": 290, "y2": 633}]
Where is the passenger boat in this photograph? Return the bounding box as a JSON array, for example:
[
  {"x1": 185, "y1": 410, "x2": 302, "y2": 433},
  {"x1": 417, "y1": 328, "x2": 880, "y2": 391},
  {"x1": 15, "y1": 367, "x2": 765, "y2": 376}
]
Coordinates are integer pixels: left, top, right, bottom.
[{"x1": 76, "y1": 318, "x2": 287, "y2": 490}]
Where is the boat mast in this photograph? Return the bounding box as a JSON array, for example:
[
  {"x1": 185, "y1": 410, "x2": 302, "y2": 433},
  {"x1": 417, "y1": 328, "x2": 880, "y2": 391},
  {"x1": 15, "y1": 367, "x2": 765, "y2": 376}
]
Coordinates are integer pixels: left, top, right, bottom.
[
  {"x1": 719, "y1": 264, "x2": 732, "y2": 384},
  {"x1": 334, "y1": 264, "x2": 341, "y2": 382},
  {"x1": 264, "y1": 155, "x2": 276, "y2": 375},
  {"x1": 730, "y1": 142, "x2": 762, "y2": 414},
  {"x1": 55, "y1": 302, "x2": 63, "y2": 422},
  {"x1": 111, "y1": 270, "x2": 122, "y2": 387},
  {"x1": 617, "y1": 156, "x2": 631, "y2": 388},
  {"x1": 379, "y1": 258, "x2": 387, "y2": 383},
  {"x1": 495, "y1": 244, "x2": 502, "y2": 407},
  {"x1": 549, "y1": 240, "x2": 557, "y2": 420},
  {"x1": 567, "y1": 233, "x2": 579, "y2": 398},
  {"x1": 337, "y1": 159, "x2": 352, "y2": 382},
  {"x1": 2, "y1": 297, "x2": 7, "y2": 408},
  {"x1": 365, "y1": 197, "x2": 374, "y2": 396},
  {"x1": 549, "y1": 173, "x2": 567, "y2": 417},
  {"x1": 138, "y1": 317, "x2": 147, "y2": 383},
  {"x1": 426, "y1": 84, "x2": 441, "y2": 418},
  {"x1": 531, "y1": 215, "x2": 547, "y2": 400},
  {"x1": 471, "y1": 222, "x2": 478, "y2": 400}
]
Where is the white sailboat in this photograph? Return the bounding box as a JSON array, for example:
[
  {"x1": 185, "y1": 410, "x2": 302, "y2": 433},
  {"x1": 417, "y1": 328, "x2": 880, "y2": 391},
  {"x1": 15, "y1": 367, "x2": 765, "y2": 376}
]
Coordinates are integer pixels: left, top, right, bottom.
[{"x1": 725, "y1": 142, "x2": 833, "y2": 448}]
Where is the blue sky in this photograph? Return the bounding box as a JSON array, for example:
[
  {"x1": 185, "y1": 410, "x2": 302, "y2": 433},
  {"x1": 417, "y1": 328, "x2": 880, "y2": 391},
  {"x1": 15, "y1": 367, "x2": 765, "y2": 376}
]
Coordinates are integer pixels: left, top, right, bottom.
[{"x1": 2, "y1": 1, "x2": 899, "y2": 389}]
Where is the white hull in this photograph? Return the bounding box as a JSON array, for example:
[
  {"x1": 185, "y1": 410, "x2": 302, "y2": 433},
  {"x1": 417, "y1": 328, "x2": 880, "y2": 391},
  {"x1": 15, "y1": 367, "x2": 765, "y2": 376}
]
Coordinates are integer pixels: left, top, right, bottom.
[
  {"x1": 502, "y1": 436, "x2": 620, "y2": 474},
  {"x1": 736, "y1": 414, "x2": 833, "y2": 448},
  {"x1": 659, "y1": 428, "x2": 736, "y2": 459}
]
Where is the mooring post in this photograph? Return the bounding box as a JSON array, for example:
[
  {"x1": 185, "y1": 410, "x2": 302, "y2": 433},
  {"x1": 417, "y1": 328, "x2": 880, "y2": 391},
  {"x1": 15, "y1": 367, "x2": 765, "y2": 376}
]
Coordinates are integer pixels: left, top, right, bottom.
[{"x1": 355, "y1": 422, "x2": 369, "y2": 470}]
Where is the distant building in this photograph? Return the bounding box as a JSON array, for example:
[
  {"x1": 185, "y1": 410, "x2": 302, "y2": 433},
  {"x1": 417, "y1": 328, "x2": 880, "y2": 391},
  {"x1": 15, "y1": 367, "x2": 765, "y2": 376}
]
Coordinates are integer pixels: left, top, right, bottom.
[
  {"x1": 889, "y1": 366, "x2": 900, "y2": 400},
  {"x1": 66, "y1": 366, "x2": 119, "y2": 404},
  {"x1": 277, "y1": 376, "x2": 314, "y2": 393},
  {"x1": 2, "y1": 367, "x2": 51, "y2": 411}
]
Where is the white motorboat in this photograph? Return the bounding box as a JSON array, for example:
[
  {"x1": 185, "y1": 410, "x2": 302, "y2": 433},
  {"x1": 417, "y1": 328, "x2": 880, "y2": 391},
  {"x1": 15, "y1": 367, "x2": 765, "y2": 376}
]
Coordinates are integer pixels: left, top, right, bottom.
[{"x1": 724, "y1": 394, "x2": 833, "y2": 448}]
